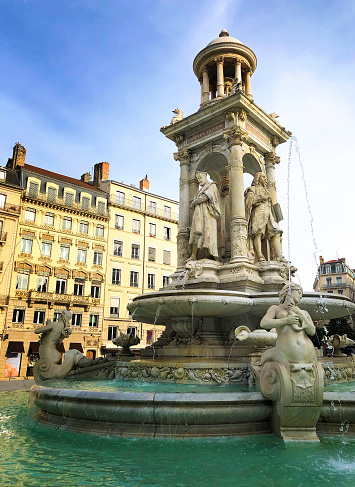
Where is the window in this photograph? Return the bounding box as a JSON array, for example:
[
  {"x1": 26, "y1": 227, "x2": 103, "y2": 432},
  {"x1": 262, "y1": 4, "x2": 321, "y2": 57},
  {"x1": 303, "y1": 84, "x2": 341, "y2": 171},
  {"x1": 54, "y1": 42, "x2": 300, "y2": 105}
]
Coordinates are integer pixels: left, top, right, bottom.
[
  {"x1": 325, "y1": 265, "x2": 331, "y2": 274},
  {"x1": 0, "y1": 171, "x2": 5, "y2": 180},
  {"x1": 77, "y1": 248, "x2": 87, "y2": 263},
  {"x1": 132, "y1": 219, "x2": 140, "y2": 233},
  {"x1": 149, "y1": 223, "x2": 156, "y2": 237},
  {"x1": 44, "y1": 212, "x2": 54, "y2": 226},
  {"x1": 149, "y1": 201, "x2": 156, "y2": 214},
  {"x1": 130, "y1": 271, "x2": 139, "y2": 287},
  {"x1": 163, "y1": 250, "x2": 171, "y2": 265},
  {"x1": 146, "y1": 330, "x2": 154, "y2": 345},
  {"x1": 59, "y1": 245, "x2": 69, "y2": 260},
  {"x1": 72, "y1": 313, "x2": 82, "y2": 326},
  {"x1": 115, "y1": 214, "x2": 124, "y2": 230},
  {"x1": 21, "y1": 238, "x2": 32, "y2": 254},
  {"x1": 116, "y1": 191, "x2": 125, "y2": 205},
  {"x1": 164, "y1": 226, "x2": 171, "y2": 241},
  {"x1": 74, "y1": 279, "x2": 84, "y2": 296},
  {"x1": 53, "y1": 312, "x2": 61, "y2": 322},
  {"x1": 133, "y1": 196, "x2": 141, "y2": 210},
  {"x1": 89, "y1": 315, "x2": 99, "y2": 327},
  {"x1": 28, "y1": 182, "x2": 39, "y2": 197},
  {"x1": 326, "y1": 277, "x2": 331, "y2": 286},
  {"x1": 93, "y1": 251, "x2": 102, "y2": 265},
  {"x1": 110, "y1": 297, "x2": 120, "y2": 318},
  {"x1": 147, "y1": 273, "x2": 155, "y2": 290},
  {"x1": 127, "y1": 326, "x2": 137, "y2": 337},
  {"x1": 148, "y1": 247, "x2": 156, "y2": 262},
  {"x1": 12, "y1": 309, "x2": 25, "y2": 323},
  {"x1": 33, "y1": 311, "x2": 45, "y2": 324},
  {"x1": 336, "y1": 276, "x2": 343, "y2": 285},
  {"x1": 113, "y1": 240, "x2": 123, "y2": 257},
  {"x1": 96, "y1": 225, "x2": 104, "y2": 237},
  {"x1": 37, "y1": 276, "x2": 48, "y2": 292},
  {"x1": 131, "y1": 244, "x2": 140, "y2": 259},
  {"x1": 97, "y1": 201, "x2": 106, "y2": 215},
  {"x1": 16, "y1": 273, "x2": 29, "y2": 290},
  {"x1": 335, "y1": 264, "x2": 342, "y2": 273},
  {"x1": 108, "y1": 326, "x2": 119, "y2": 341},
  {"x1": 41, "y1": 242, "x2": 52, "y2": 257},
  {"x1": 65, "y1": 192, "x2": 74, "y2": 207},
  {"x1": 62, "y1": 217, "x2": 72, "y2": 230},
  {"x1": 82, "y1": 196, "x2": 90, "y2": 210},
  {"x1": 0, "y1": 194, "x2": 5, "y2": 209},
  {"x1": 164, "y1": 205, "x2": 171, "y2": 218},
  {"x1": 91, "y1": 283, "x2": 100, "y2": 298},
  {"x1": 47, "y1": 187, "x2": 57, "y2": 202},
  {"x1": 56, "y1": 278, "x2": 66, "y2": 294},
  {"x1": 112, "y1": 268, "x2": 121, "y2": 285},
  {"x1": 79, "y1": 221, "x2": 89, "y2": 234},
  {"x1": 163, "y1": 276, "x2": 170, "y2": 287},
  {"x1": 338, "y1": 290, "x2": 344, "y2": 295},
  {"x1": 25, "y1": 208, "x2": 36, "y2": 222}
]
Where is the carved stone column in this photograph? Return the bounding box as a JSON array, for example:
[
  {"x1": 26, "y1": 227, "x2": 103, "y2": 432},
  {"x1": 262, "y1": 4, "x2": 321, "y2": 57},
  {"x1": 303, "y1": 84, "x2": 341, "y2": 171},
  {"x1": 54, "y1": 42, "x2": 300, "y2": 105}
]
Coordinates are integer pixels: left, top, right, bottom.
[
  {"x1": 174, "y1": 150, "x2": 191, "y2": 267},
  {"x1": 223, "y1": 126, "x2": 248, "y2": 262},
  {"x1": 234, "y1": 58, "x2": 242, "y2": 83},
  {"x1": 265, "y1": 152, "x2": 280, "y2": 206},
  {"x1": 216, "y1": 57, "x2": 224, "y2": 97},
  {"x1": 199, "y1": 78, "x2": 203, "y2": 105},
  {"x1": 221, "y1": 175, "x2": 231, "y2": 259},
  {"x1": 245, "y1": 70, "x2": 252, "y2": 98},
  {"x1": 189, "y1": 177, "x2": 199, "y2": 223},
  {"x1": 202, "y1": 68, "x2": 210, "y2": 104}
]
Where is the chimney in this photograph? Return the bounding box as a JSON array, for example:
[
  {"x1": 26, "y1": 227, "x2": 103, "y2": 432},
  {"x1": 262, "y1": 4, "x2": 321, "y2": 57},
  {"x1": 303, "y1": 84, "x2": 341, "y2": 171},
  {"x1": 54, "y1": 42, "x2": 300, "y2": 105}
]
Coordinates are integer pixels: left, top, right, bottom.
[
  {"x1": 319, "y1": 256, "x2": 324, "y2": 265},
  {"x1": 93, "y1": 162, "x2": 109, "y2": 188},
  {"x1": 140, "y1": 174, "x2": 149, "y2": 191},
  {"x1": 7, "y1": 142, "x2": 26, "y2": 169},
  {"x1": 81, "y1": 172, "x2": 91, "y2": 183}
]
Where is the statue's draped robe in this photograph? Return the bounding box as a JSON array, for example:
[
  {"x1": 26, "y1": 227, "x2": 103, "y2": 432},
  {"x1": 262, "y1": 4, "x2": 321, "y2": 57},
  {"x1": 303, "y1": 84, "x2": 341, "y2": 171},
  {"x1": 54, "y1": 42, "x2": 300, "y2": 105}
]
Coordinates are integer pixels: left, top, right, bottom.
[
  {"x1": 189, "y1": 181, "x2": 221, "y2": 259},
  {"x1": 244, "y1": 184, "x2": 281, "y2": 255}
]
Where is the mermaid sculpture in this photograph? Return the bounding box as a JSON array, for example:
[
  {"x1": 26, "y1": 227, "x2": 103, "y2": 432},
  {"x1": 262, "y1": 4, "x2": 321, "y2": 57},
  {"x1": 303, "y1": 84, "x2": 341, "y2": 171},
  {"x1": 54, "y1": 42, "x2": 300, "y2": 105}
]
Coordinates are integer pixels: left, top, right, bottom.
[{"x1": 33, "y1": 310, "x2": 86, "y2": 383}]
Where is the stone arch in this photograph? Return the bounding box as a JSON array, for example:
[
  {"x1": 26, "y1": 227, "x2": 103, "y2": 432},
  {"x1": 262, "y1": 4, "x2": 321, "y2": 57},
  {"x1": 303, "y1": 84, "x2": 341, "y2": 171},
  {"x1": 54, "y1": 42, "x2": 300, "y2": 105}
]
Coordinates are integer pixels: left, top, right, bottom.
[
  {"x1": 192, "y1": 145, "x2": 230, "y2": 184},
  {"x1": 242, "y1": 151, "x2": 264, "y2": 176}
]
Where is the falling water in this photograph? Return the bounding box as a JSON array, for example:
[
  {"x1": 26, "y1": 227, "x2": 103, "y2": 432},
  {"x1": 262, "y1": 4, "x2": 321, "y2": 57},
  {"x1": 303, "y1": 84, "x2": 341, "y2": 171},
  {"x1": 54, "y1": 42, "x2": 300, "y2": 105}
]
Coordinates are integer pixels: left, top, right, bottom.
[{"x1": 152, "y1": 302, "x2": 163, "y2": 362}]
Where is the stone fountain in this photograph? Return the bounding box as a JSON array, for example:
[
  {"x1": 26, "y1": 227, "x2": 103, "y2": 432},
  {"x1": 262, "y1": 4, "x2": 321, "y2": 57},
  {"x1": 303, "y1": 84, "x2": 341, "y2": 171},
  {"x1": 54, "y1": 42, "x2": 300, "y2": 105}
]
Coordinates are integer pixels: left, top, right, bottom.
[{"x1": 30, "y1": 30, "x2": 355, "y2": 441}]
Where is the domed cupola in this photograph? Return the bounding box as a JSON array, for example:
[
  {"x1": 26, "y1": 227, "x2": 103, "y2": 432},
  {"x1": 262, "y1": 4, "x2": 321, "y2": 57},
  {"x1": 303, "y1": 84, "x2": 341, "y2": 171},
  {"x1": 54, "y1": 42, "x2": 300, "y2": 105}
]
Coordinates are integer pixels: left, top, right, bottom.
[{"x1": 193, "y1": 29, "x2": 257, "y2": 106}]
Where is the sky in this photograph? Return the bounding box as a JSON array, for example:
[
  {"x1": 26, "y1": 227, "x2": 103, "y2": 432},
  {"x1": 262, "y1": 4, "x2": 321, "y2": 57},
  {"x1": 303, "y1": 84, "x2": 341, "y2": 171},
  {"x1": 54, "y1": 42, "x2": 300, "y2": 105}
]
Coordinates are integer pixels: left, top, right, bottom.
[{"x1": 1, "y1": 0, "x2": 355, "y2": 291}]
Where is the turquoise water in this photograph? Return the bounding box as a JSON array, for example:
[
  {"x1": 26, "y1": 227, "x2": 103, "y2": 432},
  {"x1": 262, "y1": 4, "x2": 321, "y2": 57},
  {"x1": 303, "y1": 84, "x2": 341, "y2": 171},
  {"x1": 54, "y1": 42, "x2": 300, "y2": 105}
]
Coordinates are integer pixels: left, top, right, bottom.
[
  {"x1": 1, "y1": 391, "x2": 355, "y2": 486},
  {"x1": 45, "y1": 378, "x2": 252, "y2": 393},
  {"x1": 325, "y1": 381, "x2": 355, "y2": 392}
]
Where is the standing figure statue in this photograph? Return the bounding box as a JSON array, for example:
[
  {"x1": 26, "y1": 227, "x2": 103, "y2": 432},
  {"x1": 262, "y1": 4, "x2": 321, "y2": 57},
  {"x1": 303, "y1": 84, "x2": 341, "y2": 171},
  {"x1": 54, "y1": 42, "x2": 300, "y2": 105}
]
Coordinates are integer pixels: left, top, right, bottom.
[
  {"x1": 188, "y1": 171, "x2": 221, "y2": 261},
  {"x1": 244, "y1": 172, "x2": 285, "y2": 262},
  {"x1": 260, "y1": 282, "x2": 317, "y2": 366}
]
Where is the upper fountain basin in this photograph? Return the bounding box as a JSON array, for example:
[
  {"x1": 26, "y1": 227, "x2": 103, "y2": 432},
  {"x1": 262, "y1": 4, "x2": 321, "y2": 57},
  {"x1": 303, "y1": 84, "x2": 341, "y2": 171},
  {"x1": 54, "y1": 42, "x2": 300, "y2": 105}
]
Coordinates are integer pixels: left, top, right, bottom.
[{"x1": 128, "y1": 290, "x2": 355, "y2": 325}]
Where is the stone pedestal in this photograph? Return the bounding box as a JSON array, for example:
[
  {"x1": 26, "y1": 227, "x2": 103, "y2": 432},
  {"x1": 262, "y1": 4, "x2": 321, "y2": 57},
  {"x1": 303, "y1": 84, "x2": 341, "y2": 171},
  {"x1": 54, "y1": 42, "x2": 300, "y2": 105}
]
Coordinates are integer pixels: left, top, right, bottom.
[{"x1": 260, "y1": 361, "x2": 324, "y2": 442}]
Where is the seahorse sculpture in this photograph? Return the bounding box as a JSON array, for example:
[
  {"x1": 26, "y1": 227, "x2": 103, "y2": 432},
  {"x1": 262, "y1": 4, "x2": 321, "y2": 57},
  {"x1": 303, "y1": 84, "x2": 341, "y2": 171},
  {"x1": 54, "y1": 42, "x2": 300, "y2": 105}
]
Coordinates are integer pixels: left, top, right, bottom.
[
  {"x1": 170, "y1": 108, "x2": 183, "y2": 124},
  {"x1": 113, "y1": 331, "x2": 140, "y2": 356}
]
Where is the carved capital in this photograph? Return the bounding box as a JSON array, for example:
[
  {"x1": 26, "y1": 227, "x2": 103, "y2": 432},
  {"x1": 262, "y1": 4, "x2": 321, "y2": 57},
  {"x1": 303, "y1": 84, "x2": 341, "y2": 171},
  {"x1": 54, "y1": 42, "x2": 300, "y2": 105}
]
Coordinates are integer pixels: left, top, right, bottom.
[
  {"x1": 266, "y1": 152, "x2": 280, "y2": 167},
  {"x1": 214, "y1": 56, "x2": 224, "y2": 65},
  {"x1": 235, "y1": 57, "x2": 242, "y2": 65},
  {"x1": 174, "y1": 149, "x2": 190, "y2": 165},
  {"x1": 223, "y1": 126, "x2": 248, "y2": 147}
]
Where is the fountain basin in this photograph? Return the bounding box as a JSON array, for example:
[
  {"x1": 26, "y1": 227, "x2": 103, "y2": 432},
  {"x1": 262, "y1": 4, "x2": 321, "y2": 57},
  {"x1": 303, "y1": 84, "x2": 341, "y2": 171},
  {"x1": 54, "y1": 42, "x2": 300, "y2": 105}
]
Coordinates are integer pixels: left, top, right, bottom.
[{"x1": 31, "y1": 383, "x2": 355, "y2": 437}]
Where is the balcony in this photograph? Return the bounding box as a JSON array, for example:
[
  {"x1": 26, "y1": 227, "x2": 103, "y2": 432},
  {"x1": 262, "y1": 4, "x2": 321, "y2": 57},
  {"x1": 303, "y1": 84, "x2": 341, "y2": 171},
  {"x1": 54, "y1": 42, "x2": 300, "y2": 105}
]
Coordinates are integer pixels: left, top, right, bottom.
[
  {"x1": 0, "y1": 203, "x2": 21, "y2": 215},
  {"x1": 24, "y1": 189, "x2": 109, "y2": 218},
  {"x1": 27, "y1": 290, "x2": 98, "y2": 311},
  {"x1": 324, "y1": 282, "x2": 346, "y2": 288},
  {"x1": 110, "y1": 195, "x2": 178, "y2": 222}
]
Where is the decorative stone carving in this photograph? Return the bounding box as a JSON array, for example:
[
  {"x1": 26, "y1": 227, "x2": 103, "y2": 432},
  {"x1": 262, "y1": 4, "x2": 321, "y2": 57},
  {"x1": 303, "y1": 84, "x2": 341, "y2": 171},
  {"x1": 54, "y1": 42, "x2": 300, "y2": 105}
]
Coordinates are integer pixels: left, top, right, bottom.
[
  {"x1": 188, "y1": 172, "x2": 221, "y2": 261},
  {"x1": 265, "y1": 152, "x2": 280, "y2": 167},
  {"x1": 324, "y1": 334, "x2": 355, "y2": 357},
  {"x1": 170, "y1": 108, "x2": 183, "y2": 125},
  {"x1": 177, "y1": 230, "x2": 190, "y2": 267},
  {"x1": 244, "y1": 172, "x2": 285, "y2": 262},
  {"x1": 223, "y1": 126, "x2": 248, "y2": 147},
  {"x1": 259, "y1": 282, "x2": 324, "y2": 442},
  {"x1": 113, "y1": 331, "x2": 140, "y2": 356},
  {"x1": 174, "y1": 134, "x2": 184, "y2": 148},
  {"x1": 230, "y1": 217, "x2": 248, "y2": 257}
]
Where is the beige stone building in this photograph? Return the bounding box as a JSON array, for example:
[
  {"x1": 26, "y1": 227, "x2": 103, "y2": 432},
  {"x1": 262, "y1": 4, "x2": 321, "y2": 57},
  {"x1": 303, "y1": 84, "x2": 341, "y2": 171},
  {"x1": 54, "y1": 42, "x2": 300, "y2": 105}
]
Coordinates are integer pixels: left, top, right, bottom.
[
  {"x1": 314, "y1": 256, "x2": 355, "y2": 302},
  {"x1": 0, "y1": 144, "x2": 109, "y2": 378},
  {"x1": 97, "y1": 167, "x2": 178, "y2": 352}
]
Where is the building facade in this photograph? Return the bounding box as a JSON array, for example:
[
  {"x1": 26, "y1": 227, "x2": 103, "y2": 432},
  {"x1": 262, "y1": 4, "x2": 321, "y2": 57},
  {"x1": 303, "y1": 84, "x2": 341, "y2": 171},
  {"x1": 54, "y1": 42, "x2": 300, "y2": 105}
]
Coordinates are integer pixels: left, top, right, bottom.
[
  {"x1": 314, "y1": 256, "x2": 355, "y2": 302},
  {"x1": 99, "y1": 170, "x2": 178, "y2": 352},
  {"x1": 0, "y1": 144, "x2": 109, "y2": 378}
]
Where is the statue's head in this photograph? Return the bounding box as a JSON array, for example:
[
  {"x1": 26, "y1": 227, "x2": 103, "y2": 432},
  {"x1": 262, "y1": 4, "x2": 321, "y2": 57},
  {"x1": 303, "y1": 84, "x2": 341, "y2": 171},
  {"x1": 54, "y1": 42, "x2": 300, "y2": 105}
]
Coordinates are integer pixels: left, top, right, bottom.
[
  {"x1": 279, "y1": 282, "x2": 303, "y2": 304},
  {"x1": 61, "y1": 310, "x2": 72, "y2": 326},
  {"x1": 252, "y1": 172, "x2": 267, "y2": 187},
  {"x1": 196, "y1": 171, "x2": 208, "y2": 185}
]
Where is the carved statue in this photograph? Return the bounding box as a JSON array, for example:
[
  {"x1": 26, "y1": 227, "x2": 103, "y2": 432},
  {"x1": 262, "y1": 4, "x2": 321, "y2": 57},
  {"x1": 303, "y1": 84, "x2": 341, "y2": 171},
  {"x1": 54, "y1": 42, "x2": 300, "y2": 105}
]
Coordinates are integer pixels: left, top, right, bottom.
[
  {"x1": 171, "y1": 108, "x2": 183, "y2": 124},
  {"x1": 33, "y1": 311, "x2": 85, "y2": 383},
  {"x1": 324, "y1": 334, "x2": 355, "y2": 357},
  {"x1": 188, "y1": 171, "x2": 221, "y2": 261},
  {"x1": 259, "y1": 282, "x2": 324, "y2": 442},
  {"x1": 113, "y1": 331, "x2": 140, "y2": 356},
  {"x1": 244, "y1": 172, "x2": 285, "y2": 262}
]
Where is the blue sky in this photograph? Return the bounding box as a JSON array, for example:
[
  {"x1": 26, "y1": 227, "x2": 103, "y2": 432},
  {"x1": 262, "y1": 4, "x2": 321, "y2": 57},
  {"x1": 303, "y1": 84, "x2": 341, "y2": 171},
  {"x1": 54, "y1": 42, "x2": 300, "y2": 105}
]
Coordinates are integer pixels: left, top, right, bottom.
[{"x1": 1, "y1": 0, "x2": 355, "y2": 289}]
